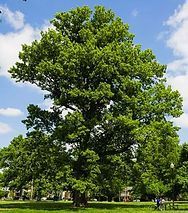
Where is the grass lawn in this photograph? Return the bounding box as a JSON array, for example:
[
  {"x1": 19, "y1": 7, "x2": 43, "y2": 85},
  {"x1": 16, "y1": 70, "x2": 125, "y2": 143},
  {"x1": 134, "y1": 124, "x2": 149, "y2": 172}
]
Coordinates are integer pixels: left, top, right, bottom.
[{"x1": 1, "y1": 201, "x2": 188, "y2": 213}]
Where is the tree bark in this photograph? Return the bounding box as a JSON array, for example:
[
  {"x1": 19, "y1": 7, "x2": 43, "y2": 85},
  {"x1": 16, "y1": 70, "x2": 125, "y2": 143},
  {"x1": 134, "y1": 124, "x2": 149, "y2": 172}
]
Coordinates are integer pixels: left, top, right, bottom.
[
  {"x1": 72, "y1": 190, "x2": 87, "y2": 207},
  {"x1": 107, "y1": 195, "x2": 113, "y2": 202}
]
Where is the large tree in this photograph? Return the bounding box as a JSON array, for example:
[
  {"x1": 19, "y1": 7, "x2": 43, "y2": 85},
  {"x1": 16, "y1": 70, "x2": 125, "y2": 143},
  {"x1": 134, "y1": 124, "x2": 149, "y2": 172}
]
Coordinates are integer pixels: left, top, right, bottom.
[{"x1": 9, "y1": 6, "x2": 182, "y2": 206}]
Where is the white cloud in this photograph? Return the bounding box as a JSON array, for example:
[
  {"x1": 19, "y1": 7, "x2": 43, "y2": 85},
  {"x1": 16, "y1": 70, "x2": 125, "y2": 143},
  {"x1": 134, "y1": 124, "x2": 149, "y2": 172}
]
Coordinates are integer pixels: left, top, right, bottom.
[
  {"x1": 167, "y1": 21, "x2": 188, "y2": 58},
  {"x1": 167, "y1": 74, "x2": 188, "y2": 111},
  {"x1": 131, "y1": 9, "x2": 138, "y2": 17},
  {"x1": 0, "y1": 5, "x2": 24, "y2": 30},
  {"x1": 166, "y1": 3, "x2": 188, "y2": 28},
  {"x1": 0, "y1": 5, "x2": 50, "y2": 81},
  {"x1": 0, "y1": 108, "x2": 23, "y2": 117},
  {"x1": 172, "y1": 113, "x2": 188, "y2": 128},
  {"x1": 40, "y1": 99, "x2": 53, "y2": 111},
  {"x1": 39, "y1": 99, "x2": 71, "y2": 118},
  {"x1": 0, "y1": 24, "x2": 41, "y2": 78},
  {"x1": 164, "y1": 0, "x2": 188, "y2": 128},
  {"x1": 165, "y1": 1, "x2": 188, "y2": 67},
  {"x1": 157, "y1": 31, "x2": 169, "y2": 41},
  {"x1": 0, "y1": 122, "x2": 12, "y2": 134},
  {"x1": 167, "y1": 58, "x2": 188, "y2": 72}
]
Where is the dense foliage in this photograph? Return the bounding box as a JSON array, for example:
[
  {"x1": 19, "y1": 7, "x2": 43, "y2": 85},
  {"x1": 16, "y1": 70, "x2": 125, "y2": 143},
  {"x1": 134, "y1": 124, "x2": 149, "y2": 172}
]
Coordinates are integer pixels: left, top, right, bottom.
[{"x1": 0, "y1": 6, "x2": 183, "y2": 205}]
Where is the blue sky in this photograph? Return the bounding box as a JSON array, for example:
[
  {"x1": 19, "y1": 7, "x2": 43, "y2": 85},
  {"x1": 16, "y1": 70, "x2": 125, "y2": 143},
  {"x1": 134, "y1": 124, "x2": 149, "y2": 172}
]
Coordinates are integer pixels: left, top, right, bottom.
[{"x1": 0, "y1": 0, "x2": 188, "y2": 147}]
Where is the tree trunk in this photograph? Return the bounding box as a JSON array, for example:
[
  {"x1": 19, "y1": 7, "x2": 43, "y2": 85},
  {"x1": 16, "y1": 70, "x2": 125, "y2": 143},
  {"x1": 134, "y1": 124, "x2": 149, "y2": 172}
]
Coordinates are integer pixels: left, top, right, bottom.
[
  {"x1": 72, "y1": 190, "x2": 87, "y2": 207},
  {"x1": 108, "y1": 195, "x2": 113, "y2": 202},
  {"x1": 36, "y1": 186, "x2": 42, "y2": 201},
  {"x1": 30, "y1": 179, "x2": 34, "y2": 200},
  {"x1": 81, "y1": 193, "x2": 88, "y2": 207}
]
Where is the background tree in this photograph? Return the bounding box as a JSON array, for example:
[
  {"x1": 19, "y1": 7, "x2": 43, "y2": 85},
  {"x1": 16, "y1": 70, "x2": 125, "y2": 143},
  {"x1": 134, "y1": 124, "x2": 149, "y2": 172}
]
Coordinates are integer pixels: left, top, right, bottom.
[
  {"x1": 0, "y1": 135, "x2": 29, "y2": 193},
  {"x1": 174, "y1": 143, "x2": 188, "y2": 200},
  {"x1": 0, "y1": 171, "x2": 8, "y2": 199},
  {"x1": 130, "y1": 121, "x2": 180, "y2": 200},
  {"x1": 9, "y1": 6, "x2": 182, "y2": 206},
  {"x1": 0, "y1": 132, "x2": 67, "y2": 200}
]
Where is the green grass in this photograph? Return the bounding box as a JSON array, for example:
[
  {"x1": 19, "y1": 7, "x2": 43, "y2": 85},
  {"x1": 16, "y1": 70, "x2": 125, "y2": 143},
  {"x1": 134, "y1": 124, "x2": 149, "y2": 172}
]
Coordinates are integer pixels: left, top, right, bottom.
[{"x1": 0, "y1": 201, "x2": 188, "y2": 212}]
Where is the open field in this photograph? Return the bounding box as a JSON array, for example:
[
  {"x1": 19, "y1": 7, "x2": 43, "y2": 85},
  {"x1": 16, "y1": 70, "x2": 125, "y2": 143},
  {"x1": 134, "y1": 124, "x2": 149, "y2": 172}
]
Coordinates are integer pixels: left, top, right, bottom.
[{"x1": 1, "y1": 201, "x2": 188, "y2": 213}]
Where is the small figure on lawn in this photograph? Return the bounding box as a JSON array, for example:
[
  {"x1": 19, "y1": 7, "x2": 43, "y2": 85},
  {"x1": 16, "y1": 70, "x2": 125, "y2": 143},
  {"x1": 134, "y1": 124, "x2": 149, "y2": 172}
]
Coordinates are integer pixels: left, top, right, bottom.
[
  {"x1": 160, "y1": 197, "x2": 165, "y2": 210},
  {"x1": 156, "y1": 197, "x2": 161, "y2": 210}
]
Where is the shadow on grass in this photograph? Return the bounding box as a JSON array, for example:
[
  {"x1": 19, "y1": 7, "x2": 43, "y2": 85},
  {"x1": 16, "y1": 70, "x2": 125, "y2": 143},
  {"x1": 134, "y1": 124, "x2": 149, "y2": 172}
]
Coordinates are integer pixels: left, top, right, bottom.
[{"x1": 0, "y1": 201, "x2": 152, "y2": 211}]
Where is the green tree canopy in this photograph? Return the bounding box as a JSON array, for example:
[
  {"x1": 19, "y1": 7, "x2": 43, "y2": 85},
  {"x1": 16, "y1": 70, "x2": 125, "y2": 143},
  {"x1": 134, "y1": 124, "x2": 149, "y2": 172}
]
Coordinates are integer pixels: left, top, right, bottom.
[{"x1": 8, "y1": 6, "x2": 182, "y2": 206}]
